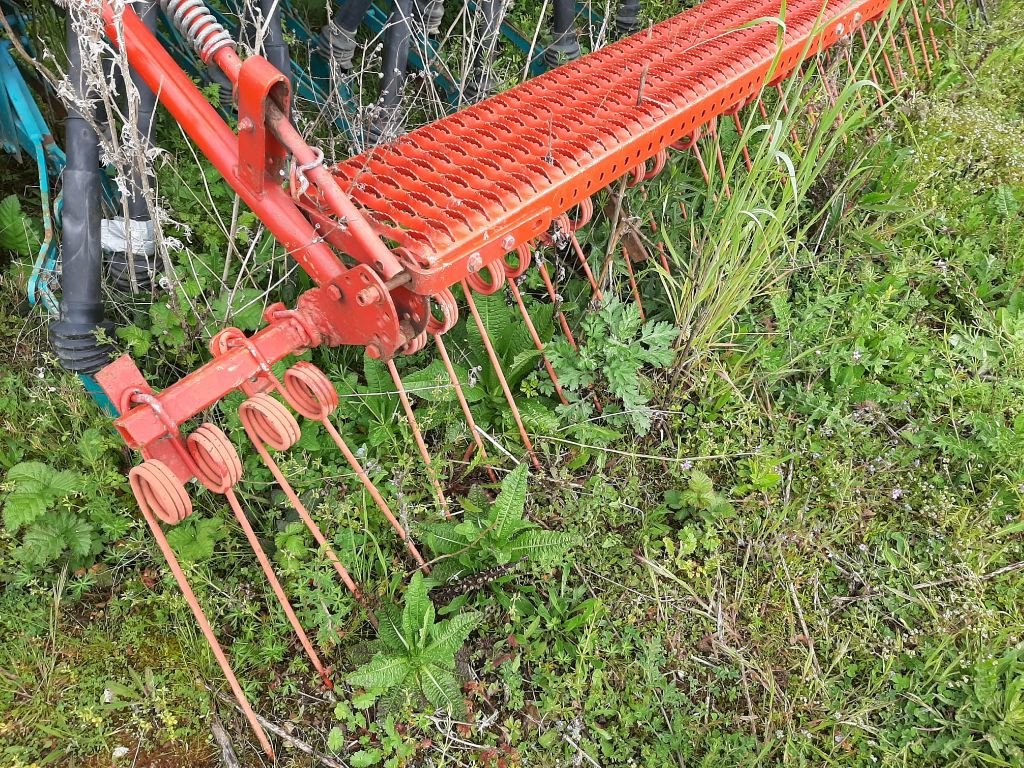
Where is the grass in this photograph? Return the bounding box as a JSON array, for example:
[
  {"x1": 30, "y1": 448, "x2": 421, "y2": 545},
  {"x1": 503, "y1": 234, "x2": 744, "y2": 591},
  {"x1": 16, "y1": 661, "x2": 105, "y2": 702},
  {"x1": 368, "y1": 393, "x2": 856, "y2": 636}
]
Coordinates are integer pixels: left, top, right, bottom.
[{"x1": 2, "y1": 2, "x2": 1024, "y2": 767}]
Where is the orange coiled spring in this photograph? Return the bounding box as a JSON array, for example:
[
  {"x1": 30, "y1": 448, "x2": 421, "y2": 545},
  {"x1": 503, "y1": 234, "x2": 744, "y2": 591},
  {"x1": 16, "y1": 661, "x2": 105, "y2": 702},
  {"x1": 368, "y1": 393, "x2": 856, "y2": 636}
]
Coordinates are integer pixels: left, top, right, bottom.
[
  {"x1": 129, "y1": 459, "x2": 192, "y2": 525},
  {"x1": 426, "y1": 288, "x2": 459, "y2": 335},
  {"x1": 239, "y1": 392, "x2": 376, "y2": 617},
  {"x1": 239, "y1": 393, "x2": 301, "y2": 451},
  {"x1": 188, "y1": 423, "x2": 243, "y2": 493},
  {"x1": 283, "y1": 361, "x2": 431, "y2": 570},
  {"x1": 465, "y1": 257, "x2": 507, "y2": 295}
]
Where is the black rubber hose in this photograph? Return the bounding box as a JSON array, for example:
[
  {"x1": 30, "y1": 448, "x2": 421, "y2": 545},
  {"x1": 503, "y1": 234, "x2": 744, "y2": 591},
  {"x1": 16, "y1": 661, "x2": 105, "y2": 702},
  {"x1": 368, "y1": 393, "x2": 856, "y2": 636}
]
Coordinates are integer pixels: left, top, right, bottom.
[
  {"x1": 127, "y1": 0, "x2": 157, "y2": 222},
  {"x1": 545, "y1": 0, "x2": 580, "y2": 68},
  {"x1": 51, "y1": 14, "x2": 114, "y2": 373},
  {"x1": 367, "y1": 0, "x2": 412, "y2": 143},
  {"x1": 616, "y1": 0, "x2": 642, "y2": 36},
  {"x1": 318, "y1": 0, "x2": 374, "y2": 72},
  {"x1": 337, "y1": 0, "x2": 375, "y2": 30},
  {"x1": 107, "y1": 0, "x2": 158, "y2": 292},
  {"x1": 380, "y1": 0, "x2": 412, "y2": 110},
  {"x1": 260, "y1": 0, "x2": 291, "y2": 79},
  {"x1": 464, "y1": 0, "x2": 499, "y2": 103}
]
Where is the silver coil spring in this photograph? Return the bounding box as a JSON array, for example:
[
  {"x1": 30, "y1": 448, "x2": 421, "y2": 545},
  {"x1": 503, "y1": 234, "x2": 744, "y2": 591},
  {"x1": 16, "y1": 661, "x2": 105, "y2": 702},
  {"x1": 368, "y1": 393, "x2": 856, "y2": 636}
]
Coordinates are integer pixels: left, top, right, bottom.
[{"x1": 161, "y1": 0, "x2": 235, "y2": 62}]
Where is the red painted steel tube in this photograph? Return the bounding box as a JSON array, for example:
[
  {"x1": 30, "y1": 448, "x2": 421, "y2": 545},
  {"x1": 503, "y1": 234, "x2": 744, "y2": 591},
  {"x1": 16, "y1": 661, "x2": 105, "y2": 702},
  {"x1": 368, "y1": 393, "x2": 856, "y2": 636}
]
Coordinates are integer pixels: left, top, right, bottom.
[
  {"x1": 99, "y1": 3, "x2": 347, "y2": 287},
  {"x1": 99, "y1": 316, "x2": 315, "y2": 450}
]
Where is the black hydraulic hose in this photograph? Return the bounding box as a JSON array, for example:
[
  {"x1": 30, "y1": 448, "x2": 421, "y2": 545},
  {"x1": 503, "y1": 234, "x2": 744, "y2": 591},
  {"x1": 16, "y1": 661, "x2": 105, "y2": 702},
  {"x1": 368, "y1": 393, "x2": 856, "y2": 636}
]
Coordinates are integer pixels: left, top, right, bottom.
[
  {"x1": 380, "y1": 0, "x2": 412, "y2": 111},
  {"x1": 616, "y1": 0, "x2": 642, "y2": 35},
  {"x1": 546, "y1": 0, "x2": 580, "y2": 68},
  {"x1": 126, "y1": 0, "x2": 157, "y2": 223},
  {"x1": 260, "y1": 0, "x2": 291, "y2": 79},
  {"x1": 318, "y1": 0, "x2": 374, "y2": 72},
  {"x1": 337, "y1": 0, "x2": 375, "y2": 31},
  {"x1": 464, "y1": 0, "x2": 499, "y2": 103},
  {"x1": 51, "y1": 13, "x2": 114, "y2": 373},
  {"x1": 366, "y1": 0, "x2": 411, "y2": 144}
]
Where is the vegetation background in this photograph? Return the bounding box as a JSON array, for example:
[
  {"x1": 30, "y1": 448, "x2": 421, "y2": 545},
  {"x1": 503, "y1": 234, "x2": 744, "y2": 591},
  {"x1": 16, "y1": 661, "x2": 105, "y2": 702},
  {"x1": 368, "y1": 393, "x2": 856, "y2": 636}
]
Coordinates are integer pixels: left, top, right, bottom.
[{"x1": 1, "y1": 1, "x2": 1024, "y2": 766}]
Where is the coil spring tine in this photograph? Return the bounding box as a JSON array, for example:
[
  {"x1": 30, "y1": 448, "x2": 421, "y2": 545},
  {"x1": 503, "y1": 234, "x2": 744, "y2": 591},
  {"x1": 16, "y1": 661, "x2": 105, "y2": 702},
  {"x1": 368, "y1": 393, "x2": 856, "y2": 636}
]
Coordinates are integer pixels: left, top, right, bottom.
[
  {"x1": 899, "y1": 17, "x2": 920, "y2": 79},
  {"x1": 433, "y1": 334, "x2": 499, "y2": 483},
  {"x1": 386, "y1": 359, "x2": 451, "y2": 515},
  {"x1": 535, "y1": 258, "x2": 578, "y2": 351},
  {"x1": 709, "y1": 118, "x2": 732, "y2": 197},
  {"x1": 188, "y1": 424, "x2": 333, "y2": 688},
  {"x1": 568, "y1": 231, "x2": 604, "y2": 302},
  {"x1": 239, "y1": 395, "x2": 377, "y2": 626},
  {"x1": 129, "y1": 461, "x2": 275, "y2": 760},
  {"x1": 226, "y1": 491, "x2": 334, "y2": 684},
  {"x1": 872, "y1": 20, "x2": 901, "y2": 90},
  {"x1": 884, "y1": 16, "x2": 907, "y2": 82},
  {"x1": 507, "y1": 278, "x2": 569, "y2": 406},
  {"x1": 732, "y1": 111, "x2": 753, "y2": 172},
  {"x1": 858, "y1": 26, "x2": 888, "y2": 107},
  {"x1": 281, "y1": 363, "x2": 430, "y2": 571},
  {"x1": 462, "y1": 281, "x2": 541, "y2": 470},
  {"x1": 325, "y1": 416, "x2": 430, "y2": 570},
  {"x1": 922, "y1": 2, "x2": 941, "y2": 58},
  {"x1": 620, "y1": 245, "x2": 646, "y2": 322},
  {"x1": 910, "y1": 2, "x2": 933, "y2": 77}
]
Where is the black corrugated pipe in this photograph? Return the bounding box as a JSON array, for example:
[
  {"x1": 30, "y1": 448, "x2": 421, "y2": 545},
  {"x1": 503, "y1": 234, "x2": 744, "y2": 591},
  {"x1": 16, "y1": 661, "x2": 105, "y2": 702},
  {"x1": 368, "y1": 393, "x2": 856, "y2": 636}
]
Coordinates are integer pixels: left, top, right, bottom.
[
  {"x1": 463, "y1": 0, "x2": 499, "y2": 104},
  {"x1": 319, "y1": 0, "x2": 375, "y2": 72},
  {"x1": 106, "y1": 0, "x2": 158, "y2": 292},
  {"x1": 616, "y1": 0, "x2": 642, "y2": 36},
  {"x1": 367, "y1": 0, "x2": 412, "y2": 145},
  {"x1": 545, "y1": 0, "x2": 580, "y2": 68},
  {"x1": 50, "y1": 13, "x2": 114, "y2": 374}
]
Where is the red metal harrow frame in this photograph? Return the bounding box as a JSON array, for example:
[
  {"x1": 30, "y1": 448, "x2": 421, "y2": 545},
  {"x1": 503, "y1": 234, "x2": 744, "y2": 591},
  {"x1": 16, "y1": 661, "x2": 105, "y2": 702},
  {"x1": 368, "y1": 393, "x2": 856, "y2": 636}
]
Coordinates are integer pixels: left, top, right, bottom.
[{"x1": 89, "y1": 0, "x2": 953, "y2": 756}]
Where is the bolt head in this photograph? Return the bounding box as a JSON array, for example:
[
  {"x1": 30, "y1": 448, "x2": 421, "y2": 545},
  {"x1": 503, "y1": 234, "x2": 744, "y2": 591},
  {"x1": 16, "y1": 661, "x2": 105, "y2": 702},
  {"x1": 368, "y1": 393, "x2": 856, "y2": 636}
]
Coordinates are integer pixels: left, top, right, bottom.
[
  {"x1": 467, "y1": 253, "x2": 483, "y2": 273},
  {"x1": 502, "y1": 235, "x2": 515, "y2": 250}
]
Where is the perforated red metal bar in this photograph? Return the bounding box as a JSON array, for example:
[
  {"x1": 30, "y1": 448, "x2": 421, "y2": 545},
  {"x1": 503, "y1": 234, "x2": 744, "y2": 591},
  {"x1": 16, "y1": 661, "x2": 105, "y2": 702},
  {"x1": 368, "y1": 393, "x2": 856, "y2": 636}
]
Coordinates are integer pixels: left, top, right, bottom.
[
  {"x1": 328, "y1": 0, "x2": 892, "y2": 296},
  {"x1": 98, "y1": 0, "x2": 898, "y2": 463}
]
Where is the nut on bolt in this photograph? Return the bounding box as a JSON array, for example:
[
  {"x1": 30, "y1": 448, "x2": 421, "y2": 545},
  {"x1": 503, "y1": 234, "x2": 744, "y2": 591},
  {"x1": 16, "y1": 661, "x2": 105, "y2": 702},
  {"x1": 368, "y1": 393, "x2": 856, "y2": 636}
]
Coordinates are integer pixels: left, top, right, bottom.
[
  {"x1": 356, "y1": 286, "x2": 382, "y2": 306},
  {"x1": 467, "y1": 252, "x2": 483, "y2": 273}
]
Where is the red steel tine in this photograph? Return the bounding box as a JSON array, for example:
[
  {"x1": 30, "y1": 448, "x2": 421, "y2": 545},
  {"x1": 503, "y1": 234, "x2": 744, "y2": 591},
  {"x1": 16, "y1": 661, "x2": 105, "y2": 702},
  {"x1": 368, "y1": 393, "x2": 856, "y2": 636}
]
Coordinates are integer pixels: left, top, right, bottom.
[
  {"x1": 910, "y1": 3, "x2": 933, "y2": 77},
  {"x1": 691, "y1": 141, "x2": 712, "y2": 187},
  {"x1": 281, "y1": 363, "x2": 430, "y2": 571},
  {"x1": 461, "y1": 280, "x2": 542, "y2": 470},
  {"x1": 568, "y1": 231, "x2": 605, "y2": 303},
  {"x1": 709, "y1": 118, "x2": 733, "y2": 197},
  {"x1": 900, "y1": 17, "x2": 921, "y2": 79},
  {"x1": 620, "y1": 245, "x2": 647, "y2": 322},
  {"x1": 922, "y1": 2, "x2": 941, "y2": 58},
  {"x1": 871, "y1": 21, "x2": 901, "y2": 90},
  {"x1": 433, "y1": 333, "x2": 499, "y2": 483},
  {"x1": 188, "y1": 424, "x2": 334, "y2": 688},
  {"x1": 386, "y1": 359, "x2": 451, "y2": 516},
  {"x1": 732, "y1": 111, "x2": 753, "y2": 172},
  {"x1": 858, "y1": 26, "x2": 888, "y2": 107},
  {"x1": 238, "y1": 394, "x2": 377, "y2": 624},
  {"x1": 507, "y1": 278, "x2": 570, "y2": 406},
  {"x1": 536, "y1": 257, "x2": 579, "y2": 351},
  {"x1": 129, "y1": 460, "x2": 276, "y2": 760},
  {"x1": 885, "y1": 15, "x2": 909, "y2": 81}
]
